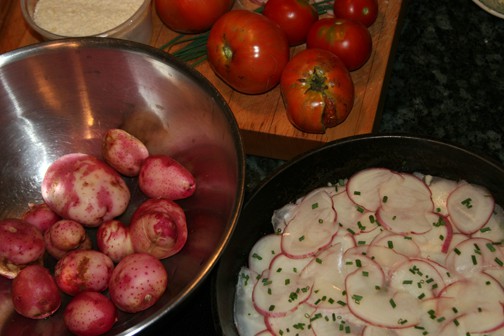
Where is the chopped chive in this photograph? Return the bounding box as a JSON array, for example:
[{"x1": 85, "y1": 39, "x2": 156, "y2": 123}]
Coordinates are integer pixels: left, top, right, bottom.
[
  {"x1": 454, "y1": 248, "x2": 461, "y2": 255},
  {"x1": 389, "y1": 298, "x2": 397, "y2": 308},
  {"x1": 354, "y1": 191, "x2": 361, "y2": 195},
  {"x1": 337, "y1": 300, "x2": 346, "y2": 306},
  {"x1": 312, "y1": 202, "x2": 319, "y2": 209},
  {"x1": 299, "y1": 235, "x2": 305, "y2": 241},
  {"x1": 252, "y1": 253, "x2": 263, "y2": 260},
  {"x1": 495, "y1": 257, "x2": 503, "y2": 266},
  {"x1": 471, "y1": 255, "x2": 478, "y2": 265},
  {"x1": 461, "y1": 198, "x2": 473, "y2": 208},
  {"x1": 382, "y1": 195, "x2": 388, "y2": 203},
  {"x1": 402, "y1": 280, "x2": 413, "y2": 285},
  {"x1": 480, "y1": 227, "x2": 491, "y2": 233},
  {"x1": 268, "y1": 305, "x2": 275, "y2": 311},
  {"x1": 387, "y1": 240, "x2": 394, "y2": 249},
  {"x1": 486, "y1": 242, "x2": 496, "y2": 252},
  {"x1": 316, "y1": 258, "x2": 323, "y2": 264}
]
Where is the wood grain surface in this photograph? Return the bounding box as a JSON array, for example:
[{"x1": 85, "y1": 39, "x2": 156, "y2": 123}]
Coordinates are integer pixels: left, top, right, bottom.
[{"x1": 0, "y1": 0, "x2": 405, "y2": 160}]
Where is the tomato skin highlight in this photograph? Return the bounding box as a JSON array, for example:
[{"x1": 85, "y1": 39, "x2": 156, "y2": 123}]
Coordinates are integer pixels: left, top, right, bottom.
[
  {"x1": 307, "y1": 17, "x2": 372, "y2": 71},
  {"x1": 207, "y1": 10, "x2": 290, "y2": 95},
  {"x1": 262, "y1": 0, "x2": 319, "y2": 46},
  {"x1": 155, "y1": 0, "x2": 234, "y2": 33},
  {"x1": 280, "y1": 49, "x2": 355, "y2": 134},
  {"x1": 333, "y1": 0, "x2": 379, "y2": 27}
]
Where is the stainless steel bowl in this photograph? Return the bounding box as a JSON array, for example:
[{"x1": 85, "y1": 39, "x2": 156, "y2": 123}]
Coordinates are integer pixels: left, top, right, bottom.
[
  {"x1": 212, "y1": 134, "x2": 504, "y2": 335},
  {"x1": 0, "y1": 38, "x2": 245, "y2": 335}
]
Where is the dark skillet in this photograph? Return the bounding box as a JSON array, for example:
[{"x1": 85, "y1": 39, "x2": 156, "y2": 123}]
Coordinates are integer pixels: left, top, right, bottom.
[{"x1": 211, "y1": 134, "x2": 504, "y2": 336}]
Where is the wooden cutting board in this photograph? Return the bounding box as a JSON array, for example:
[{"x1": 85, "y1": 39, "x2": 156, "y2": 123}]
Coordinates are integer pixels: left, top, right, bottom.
[{"x1": 0, "y1": 0, "x2": 406, "y2": 160}]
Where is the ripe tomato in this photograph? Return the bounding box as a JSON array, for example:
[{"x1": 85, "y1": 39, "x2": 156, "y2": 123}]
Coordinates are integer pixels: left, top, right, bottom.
[
  {"x1": 207, "y1": 10, "x2": 290, "y2": 95},
  {"x1": 280, "y1": 48, "x2": 354, "y2": 134},
  {"x1": 306, "y1": 18, "x2": 372, "y2": 71},
  {"x1": 333, "y1": 0, "x2": 379, "y2": 27},
  {"x1": 155, "y1": 0, "x2": 234, "y2": 34},
  {"x1": 262, "y1": 0, "x2": 319, "y2": 46}
]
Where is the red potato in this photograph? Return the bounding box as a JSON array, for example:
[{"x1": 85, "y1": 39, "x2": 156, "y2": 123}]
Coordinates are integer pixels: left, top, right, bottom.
[
  {"x1": 96, "y1": 219, "x2": 134, "y2": 263},
  {"x1": 44, "y1": 219, "x2": 92, "y2": 259},
  {"x1": 64, "y1": 291, "x2": 117, "y2": 336},
  {"x1": 54, "y1": 250, "x2": 114, "y2": 296},
  {"x1": 102, "y1": 128, "x2": 149, "y2": 177},
  {"x1": 0, "y1": 218, "x2": 45, "y2": 279},
  {"x1": 138, "y1": 155, "x2": 196, "y2": 200},
  {"x1": 21, "y1": 202, "x2": 61, "y2": 233},
  {"x1": 41, "y1": 153, "x2": 131, "y2": 227},
  {"x1": 130, "y1": 198, "x2": 188, "y2": 259},
  {"x1": 108, "y1": 253, "x2": 168, "y2": 313},
  {"x1": 11, "y1": 264, "x2": 61, "y2": 319}
]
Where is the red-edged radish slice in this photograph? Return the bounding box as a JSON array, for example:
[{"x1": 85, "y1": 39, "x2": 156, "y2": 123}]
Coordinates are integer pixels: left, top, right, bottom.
[
  {"x1": 472, "y1": 203, "x2": 504, "y2": 243},
  {"x1": 281, "y1": 189, "x2": 338, "y2": 258},
  {"x1": 347, "y1": 168, "x2": 395, "y2": 212},
  {"x1": 234, "y1": 267, "x2": 266, "y2": 336},
  {"x1": 249, "y1": 234, "x2": 282, "y2": 275},
  {"x1": 446, "y1": 183, "x2": 495, "y2": 234},
  {"x1": 332, "y1": 190, "x2": 379, "y2": 234},
  {"x1": 353, "y1": 226, "x2": 385, "y2": 247},
  {"x1": 389, "y1": 258, "x2": 445, "y2": 299},
  {"x1": 269, "y1": 253, "x2": 313, "y2": 277},
  {"x1": 379, "y1": 172, "x2": 433, "y2": 212},
  {"x1": 408, "y1": 215, "x2": 453, "y2": 264},
  {"x1": 436, "y1": 273, "x2": 504, "y2": 334},
  {"x1": 424, "y1": 175, "x2": 459, "y2": 216},
  {"x1": 252, "y1": 268, "x2": 313, "y2": 318},
  {"x1": 265, "y1": 303, "x2": 316, "y2": 336},
  {"x1": 272, "y1": 203, "x2": 297, "y2": 234},
  {"x1": 330, "y1": 230, "x2": 357, "y2": 252},
  {"x1": 310, "y1": 308, "x2": 363, "y2": 335},
  {"x1": 254, "y1": 329, "x2": 275, "y2": 336},
  {"x1": 365, "y1": 245, "x2": 409, "y2": 276},
  {"x1": 300, "y1": 243, "x2": 347, "y2": 309},
  {"x1": 345, "y1": 263, "x2": 420, "y2": 329},
  {"x1": 372, "y1": 233, "x2": 421, "y2": 258},
  {"x1": 445, "y1": 237, "x2": 504, "y2": 275},
  {"x1": 362, "y1": 325, "x2": 399, "y2": 335}
]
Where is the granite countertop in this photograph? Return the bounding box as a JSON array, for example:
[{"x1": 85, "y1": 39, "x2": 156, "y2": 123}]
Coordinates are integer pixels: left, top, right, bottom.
[{"x1": 150, "y1": 1, "x2": 504, "y2": 335}]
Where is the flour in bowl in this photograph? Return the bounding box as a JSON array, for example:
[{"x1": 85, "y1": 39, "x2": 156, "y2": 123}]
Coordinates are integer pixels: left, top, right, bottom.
[{"x1": 33, "y1": 0, "x2": 145, "y2": 37}]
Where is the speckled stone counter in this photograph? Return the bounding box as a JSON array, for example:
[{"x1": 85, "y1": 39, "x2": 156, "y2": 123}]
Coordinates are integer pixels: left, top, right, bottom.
[{"x1": 151, "y1": 1, "x2": 504, "y2": 334}]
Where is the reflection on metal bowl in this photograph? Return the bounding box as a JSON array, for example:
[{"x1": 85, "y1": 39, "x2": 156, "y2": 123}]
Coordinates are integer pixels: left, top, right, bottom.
[{"x1": 0, "y1": 37, "x2": 245, "y2": 335}]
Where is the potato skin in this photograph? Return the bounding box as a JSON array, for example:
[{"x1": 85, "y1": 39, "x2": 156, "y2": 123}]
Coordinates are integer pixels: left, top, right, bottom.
[
  {"x1": 102, "y1": 128, "x2": 149, "y2": 177},
  {"x1": 41, "y1": 153, "x2": 131, "y2": 227},
  {"x1": 64, "y1": 291, "x2": 117, "y2": 336},
  {"x1": 130, "y1": 198, "x2": 188, "y2": 259},
  {"x1": 96, "y1": 219, "x2": 134, "y2": 263},
  {"x1": 0, "y1": 218, "x2": 45, "y2": 277},
  {"x1": 108, "y1": 253, "x2": 167, "y2": 313},
  {"x1": 138, "y1": 155, "x2": 196, "y2": 200},
  {"x1": 54, "y1": 250, "x2": 114, "y2": 296},
  {"x1": 11, "y1": 264, "x2": 61, "y2": 319}
]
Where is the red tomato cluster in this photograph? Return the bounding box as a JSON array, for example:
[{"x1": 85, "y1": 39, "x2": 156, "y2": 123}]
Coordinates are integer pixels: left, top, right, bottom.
[{"x1": 156, "y1": 0, "x2": 380, "y2": 134}]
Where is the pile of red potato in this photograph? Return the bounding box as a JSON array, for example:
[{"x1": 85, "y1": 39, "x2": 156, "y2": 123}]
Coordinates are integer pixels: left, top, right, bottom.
[{"x1": 0, "y1": 129, "x2": 196, "y2": 335}]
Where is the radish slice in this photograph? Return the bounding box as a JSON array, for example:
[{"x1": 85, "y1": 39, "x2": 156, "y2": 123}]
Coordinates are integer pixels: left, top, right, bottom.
[
  {"x1": 347, "y1": 168, "x2": 395, "y2": 212},
  {"x1": 332, "y1": 190, "x2": 380, "y2": 234},
  {"x1": 424, "y1": 175, "x2": 459, "y2": 215},
  {"x1": 252, "y1": 268, "x2": 313, "y2": 317},
  {"x1": 300, "y1": 243, "x2": 347, "y2": 309},
  {"x1": 437, "y1": 273, "x2": 504, "y2": 334},
  {"x1": 345, "y1": 264, "x2": 421, "y2": 329},
  {"x1": 281, "y1": 189, "x2": 338, "y2": 258},
  {"x1": 272, "y1": 203, "x2": 297, "y2": 234},
  {"x1": 362, "y1": 326, "x2": 399, "y2": 335},
  {"x1": 389, "y1": 259, "x2": 445, "y2": 299},
  {"x1": 310, "y1": 308, "x2": 363, "y2": 335},
  {"x1": 249, "y1": 234, "x2": 282, "y2": 275},
  {"x1": 445, "y1": 237, "x2": 504, "y2": 275},
  {"x1": 234, "y1": 267, "x2": 266, "y2": 336},
  {"x1": 372, "y1": 233, "x2": 421, "y2": 258},
  {"x1": 446, "y1": 183, "x2": 495, "y2": 234},
  {"x1": 472, "y1": 203, "x2": 504, "y2": 243},
  {"x1": 269, "y1": 253, "x2": 313, "y2": 277},
  {"x1": 365, "y1": 245, "x2": 409, "y2": 276},
  {"x1": 265, "y1": 303, "x2": 316, "y2": 336}
]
